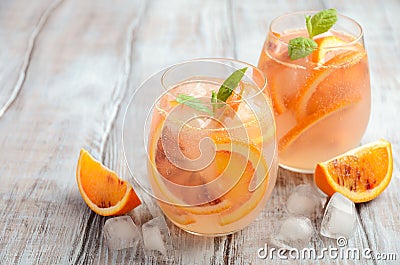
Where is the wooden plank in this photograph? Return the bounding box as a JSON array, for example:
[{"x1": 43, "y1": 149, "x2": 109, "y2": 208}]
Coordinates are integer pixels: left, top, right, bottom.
[
  {"x1": 0, "y1": 0, "x2": 147, "y2": 264},
  {"x1": 326, "y1": 1, "x2": 400, "y2": 265},
  {"x1": 99, "y1": 0, "x2": 238, "y2": 264},
  {"x1": 231, "y1": 0, "x2": 400, "y2": 264},
  {"x1": 0, "y1": 0, "x2": 399, "y2": 264},
  {"x1": 0, "y1": 0, "x2": 57, "y2": 117}
]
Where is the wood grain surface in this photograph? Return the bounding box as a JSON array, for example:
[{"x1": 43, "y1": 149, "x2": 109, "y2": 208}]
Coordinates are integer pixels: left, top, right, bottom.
[{"x1": 0, "y1": 0, "x2": 399, "y2": 264}]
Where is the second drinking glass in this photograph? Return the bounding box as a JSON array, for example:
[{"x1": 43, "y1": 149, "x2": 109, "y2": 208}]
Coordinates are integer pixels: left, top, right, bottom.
[{"x1": 258, "y1": 11, "x2": 371, "y2": 173}]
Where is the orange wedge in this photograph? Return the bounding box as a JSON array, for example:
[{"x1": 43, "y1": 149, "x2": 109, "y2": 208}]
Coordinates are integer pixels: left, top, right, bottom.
[
  {"x1": 314, "y1": 139, "x2": 393, "y2": 203},
  {"x1": 76, "y1": 149, "x2": 141, "y2": 216}
]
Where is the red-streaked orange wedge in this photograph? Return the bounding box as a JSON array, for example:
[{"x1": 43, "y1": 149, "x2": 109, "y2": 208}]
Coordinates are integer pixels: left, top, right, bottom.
[
  {"x1": 76, "y1": 149, "x2": 141, "y2": 216},
  {"x1": 314, "y1": 140, "x2": 393, "y2": 203}
]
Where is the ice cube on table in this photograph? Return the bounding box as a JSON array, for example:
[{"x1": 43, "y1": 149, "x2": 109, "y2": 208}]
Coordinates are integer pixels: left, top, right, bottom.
[
  {"x1": 286, "y1": 184, "x2": 325, "y2": 218},
  {"x1": 320, "y1": 192, "x2": 358, "y2": 239},
  {"x1": 142, "y1": 216, "x2": 173, "y2": 256},
  {"x1": 269, "y1": 216, "x2": 314, "y2": 250},
  {"x1": 103, "y1": 216, "x2": 141, "y2": 251}
]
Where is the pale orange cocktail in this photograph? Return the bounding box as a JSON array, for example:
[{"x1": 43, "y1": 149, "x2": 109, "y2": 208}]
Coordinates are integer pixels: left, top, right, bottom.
[
  {"x1": 258, "y1": 11, "x2": 371, "y2": 172},
  {"x1": 146, "y1": 59, "x2": 278, "y2": 236}
]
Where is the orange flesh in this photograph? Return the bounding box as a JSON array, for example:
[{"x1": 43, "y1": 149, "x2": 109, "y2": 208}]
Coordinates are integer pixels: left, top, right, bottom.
[
  {"x1": 326, "y1": 147, "x2": 388, "y2": 192},
  {"x1": 76, "y1": 149, "x2": 141, "y2": 216},
  {"x1": 80, "y1": 155, "x2": 127, "y2": 207},
  {"x1": 314, "y1": 140, "x2": 393, "y2": 203}
]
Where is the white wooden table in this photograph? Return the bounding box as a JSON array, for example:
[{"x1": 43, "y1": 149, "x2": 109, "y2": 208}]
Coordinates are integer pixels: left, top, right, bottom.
[{"x1": 0, "y1": 0, "x2": 399, "y2": 264}]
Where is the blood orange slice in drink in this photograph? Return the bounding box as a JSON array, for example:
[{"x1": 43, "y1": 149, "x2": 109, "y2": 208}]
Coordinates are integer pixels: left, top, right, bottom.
[
  {"x1": 210, "y1": 136, "x2": 270, "y2": 226},
  {"x1": 295, "y1": 49, "x2": 366, "y2": 119},
  {"x1": 279, "y1": 96, "x2": 361, "y2": 152},
  {"x1": 279, "y1": 45, "x2": 366, "y2": 152},
  {"x1": 258, "y1": 48, "x2": 291, "y2": 115},
  {"x1": 314, "y1": 139, "x2": 393, "y2": 203},
  {"x1": 311, "y1": 36, "x2": 353, "y2": 64},
  {"x1": 148, "y1": 119, "x2": 270, "y2": 226}
]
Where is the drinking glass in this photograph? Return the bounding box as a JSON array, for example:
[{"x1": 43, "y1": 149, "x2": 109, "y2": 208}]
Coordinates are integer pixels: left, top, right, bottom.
[
  {"x1": 123, "y1": 58, "x2": 278, "y2": 236},
  {"x1": 258, "y1": 11, "x2": 371, "y2": 173}
]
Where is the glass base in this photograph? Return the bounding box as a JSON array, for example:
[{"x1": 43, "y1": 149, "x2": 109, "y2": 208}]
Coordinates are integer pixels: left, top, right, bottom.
[
  {"x1": 279, "y1": 163, "x2": 314, "y2": 174},
  {"x1": 168, "y1": 219, "x2": 241, "y2": 237}
]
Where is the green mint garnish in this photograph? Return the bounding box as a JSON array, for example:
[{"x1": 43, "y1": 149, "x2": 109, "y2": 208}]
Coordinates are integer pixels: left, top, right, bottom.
[
  {"x1": 288, "y1": 8, "x2": 338, "y2": 60},
  {"x1": 216, "y1": 67, "x2": 247, "y2": 103},
  {"x1": 307, "y1": 8, "x2": 338, "y2": 38},
  {"x1": 211, "y1": 90, "x2": 217, "y2": 104},
  {"x1": 175, "y1": 94, "x2": 213, "y2": 115},
  {"x1": 175, "y1": 67, "x2": 247, "y2": 116},
  {"x1": 211, "y1": 90, "x2": 218, "y2": 113},
  {"x1": 288, "y1": 37, "x2": 318, "y2": 60}
]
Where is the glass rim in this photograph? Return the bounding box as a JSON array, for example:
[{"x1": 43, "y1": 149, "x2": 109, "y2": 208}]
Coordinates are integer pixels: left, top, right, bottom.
[
  {"x1": 161, "y1": 57, "x2": 268, "y2": 104},
  {"x1": 269, "y1": 10, "x2": 364, "y2": 49}
]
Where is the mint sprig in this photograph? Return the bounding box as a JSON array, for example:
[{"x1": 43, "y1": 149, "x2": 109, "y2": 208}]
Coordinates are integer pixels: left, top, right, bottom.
[
  {"x1": 288, "y1": 8, "x2": 338, "y2": 60},
  {"x1": 175, "y1": 67, "x2": 247, "y2": 116},
  {"x1": 176, "y1": 94, "x2": 213, "y2": 115}
]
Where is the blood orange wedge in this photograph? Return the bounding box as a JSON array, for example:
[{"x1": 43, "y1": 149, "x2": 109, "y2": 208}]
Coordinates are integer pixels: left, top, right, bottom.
[
  {"x1": 76, "y1": 149, "x2": 141, "y2": 216},
  {"x1": 314, "y1": 139, "x2": 393, "y2": 203},
  {"x1": 295, "y1": 49, "x2": 366, "y2": 119},
  {"x1": 279, "y1": 96, "x2": 361, "y2": 152}
]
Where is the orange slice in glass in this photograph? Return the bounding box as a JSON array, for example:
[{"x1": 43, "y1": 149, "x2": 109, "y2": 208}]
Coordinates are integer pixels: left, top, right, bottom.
[
  {"x1": 279, "y1": 96, "x2": 361, "y2": 152},
  {"x1": 149, "y1": 120, "x2": 270, "y2": 225},
  {"x1": 312, "y1": 36, "x2": 348, "y2": 64},
  {"x1": 314, "y1": 139, "x2": 393, "y2": 203},
  {"x1": 208, "y1": 137, "x2": 270, "y2": 226},
  {"x1": 295, "y1": 49, "x2": 366, "y2": 119},
  {"x1": 257, "y1": 49, "x2": 288, "y2": 115},
  {"x1": 76, "y1": 149, "x2": 141, "y2": 216}
]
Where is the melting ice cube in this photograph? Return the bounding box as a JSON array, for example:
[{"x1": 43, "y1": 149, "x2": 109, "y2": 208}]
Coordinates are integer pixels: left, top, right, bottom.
[
  {"x1": 142, "y1": 216, "x2": 173, "y2": 256},
  {"x1": 320, "y1": 192, "x2": 358, "y2": 239},
  {"x1": 103, "y1": 216, "x2": 141, "y2": 251},
  {"x1": 269, "y1": 216, "x2": 314, "y2": 250},
  {"x1": 286, "y1": 184, "x2": 325, "y2": 218}
]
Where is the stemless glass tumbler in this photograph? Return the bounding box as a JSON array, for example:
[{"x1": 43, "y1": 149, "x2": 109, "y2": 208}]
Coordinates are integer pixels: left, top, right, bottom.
[
  {"x1": 123, "y1": 59, "x2": 278, "y2": 236},
  {"x1": 258, "y1": 11, "x2": 371, "y2": 173}
]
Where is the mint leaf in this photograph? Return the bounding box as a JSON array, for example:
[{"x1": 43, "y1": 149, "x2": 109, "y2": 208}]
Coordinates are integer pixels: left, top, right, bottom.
[
  {"x1": 211, "y1": 91, "x2": 217, "y2": 103},
  {"x1": 309, "y1": 8, "x2": 337, "y2": 38},
  {"x1": 217, "y1": 67, "x2": 247, "y2": 103},
  {"x1": 305, "y1": 15, "x2": 312, "y2": 37},
  {"x1": 211, "y1": 90, "x2": 218, "y2": 113},
  {"x1": 288, "y1": 37, "x2": 317, "y2": 60},
  {"x1": 288, "y1": 9, "x2": 338, "y2": 60},
  {"x1": 176, "y1": 94, "x2": 213, "y2": 115}
]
